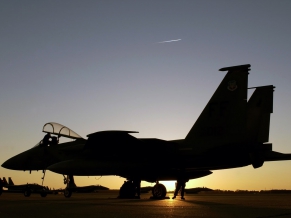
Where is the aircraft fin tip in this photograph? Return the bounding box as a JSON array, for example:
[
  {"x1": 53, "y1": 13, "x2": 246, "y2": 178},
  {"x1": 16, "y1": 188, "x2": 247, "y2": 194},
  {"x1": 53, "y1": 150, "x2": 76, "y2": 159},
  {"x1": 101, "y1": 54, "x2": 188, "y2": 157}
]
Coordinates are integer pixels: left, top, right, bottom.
[{"x1": 219, "y1": 64, "x2": 251, "y2": 72}]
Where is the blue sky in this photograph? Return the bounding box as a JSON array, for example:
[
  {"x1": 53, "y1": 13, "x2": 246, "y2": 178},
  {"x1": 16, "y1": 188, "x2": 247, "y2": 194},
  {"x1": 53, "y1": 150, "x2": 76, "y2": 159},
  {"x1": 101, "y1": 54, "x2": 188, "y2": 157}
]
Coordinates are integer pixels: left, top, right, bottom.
[{"x1": 1, "y1": 0, "x2": 291, "y2": 190}]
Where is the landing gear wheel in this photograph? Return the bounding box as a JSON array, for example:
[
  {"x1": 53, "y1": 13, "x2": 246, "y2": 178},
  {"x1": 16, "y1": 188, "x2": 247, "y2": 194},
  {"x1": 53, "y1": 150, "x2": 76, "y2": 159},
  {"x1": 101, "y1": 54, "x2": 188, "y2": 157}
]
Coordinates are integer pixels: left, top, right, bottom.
[
  {"x1": 24, "y1": 189, "x2": 31, "y2": 197},
  {"x1": 119, "y1": 181, "x2": 135, "y2": 198},
  {"x1": 0, "y1": 188, "x2": 2, "y2": 196},
  {"x1": 64, "y1": 189, "x2": 72, "y2": 198},
  {"x1": 152, "y1": 184, "x2": 167, "y2": 199},
  {"x1": 40, "y1": 192, "x2": 47, "y2": 197}
]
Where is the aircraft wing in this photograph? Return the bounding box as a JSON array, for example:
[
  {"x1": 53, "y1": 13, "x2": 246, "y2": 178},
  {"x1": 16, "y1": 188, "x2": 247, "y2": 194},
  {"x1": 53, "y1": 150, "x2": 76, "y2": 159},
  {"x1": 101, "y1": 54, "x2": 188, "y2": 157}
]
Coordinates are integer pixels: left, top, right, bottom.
[
  {"x1": 83, "y1": 131, "x2": 181, "y2": 164},
  {"x1": 264, "y1": 151, "x2": 291, "y2": 161}
]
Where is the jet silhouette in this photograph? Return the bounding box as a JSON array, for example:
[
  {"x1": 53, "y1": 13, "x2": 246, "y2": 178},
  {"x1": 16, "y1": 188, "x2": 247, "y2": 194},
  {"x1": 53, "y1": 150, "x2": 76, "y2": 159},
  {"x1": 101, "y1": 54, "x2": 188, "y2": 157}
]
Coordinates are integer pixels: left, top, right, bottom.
[{"x1": 3, "y1": 64, "x2": 291, "y2": 199}]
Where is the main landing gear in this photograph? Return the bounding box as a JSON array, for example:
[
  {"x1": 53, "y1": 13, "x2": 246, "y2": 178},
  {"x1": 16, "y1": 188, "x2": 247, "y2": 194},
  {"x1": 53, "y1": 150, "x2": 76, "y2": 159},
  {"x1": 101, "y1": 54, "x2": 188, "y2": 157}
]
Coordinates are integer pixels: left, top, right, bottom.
[
  {"x1": 151, "y1": 182, "x2": 167, "y2": 199},
  {"x1": 118, "y1": 179, "x2": 141, "y2": 199},
  {"x1": 118, "y1": 180, "x2": 169, "y2": 199}
]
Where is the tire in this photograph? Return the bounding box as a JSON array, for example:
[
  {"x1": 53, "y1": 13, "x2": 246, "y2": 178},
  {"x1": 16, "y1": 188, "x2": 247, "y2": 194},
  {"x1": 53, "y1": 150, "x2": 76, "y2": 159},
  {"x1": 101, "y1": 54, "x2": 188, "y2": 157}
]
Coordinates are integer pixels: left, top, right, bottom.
[
  {"x1": 40, "y1": 192, "x2": 47, "y2": 197},
  {"x1": 24, "y1": 189, "x2": 31, "y2": 197},
  {"x1": 152, "y1": 184, "x2": 167, "y2": 199},
  {"x1": 64, "y1": 189, "x2": 72, "y2": 198}
]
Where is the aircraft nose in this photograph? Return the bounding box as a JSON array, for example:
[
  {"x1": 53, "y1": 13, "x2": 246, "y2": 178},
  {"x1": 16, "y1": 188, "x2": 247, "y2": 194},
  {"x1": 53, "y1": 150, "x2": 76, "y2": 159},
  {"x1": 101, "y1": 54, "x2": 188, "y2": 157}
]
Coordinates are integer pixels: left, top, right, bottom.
[
  {"x1": 1, "y1": 148, "x2": 39, "y2": 170},
  {"x1": 1, "y1": 156, "x2": 22, "y2": 170},
  {"x1": 1, "y1": 154, "x2": 27, "y2": 170},
  {"x1": 2, "y1": 149, "x2": 47, "y2": 171}
]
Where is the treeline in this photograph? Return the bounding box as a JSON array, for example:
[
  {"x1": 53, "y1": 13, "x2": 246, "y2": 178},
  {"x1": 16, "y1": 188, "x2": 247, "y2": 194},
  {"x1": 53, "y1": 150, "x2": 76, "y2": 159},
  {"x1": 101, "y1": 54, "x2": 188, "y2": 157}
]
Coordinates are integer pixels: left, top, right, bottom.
[{"x1": 208, "y1": 189, "x2": 291, "y2": 194}]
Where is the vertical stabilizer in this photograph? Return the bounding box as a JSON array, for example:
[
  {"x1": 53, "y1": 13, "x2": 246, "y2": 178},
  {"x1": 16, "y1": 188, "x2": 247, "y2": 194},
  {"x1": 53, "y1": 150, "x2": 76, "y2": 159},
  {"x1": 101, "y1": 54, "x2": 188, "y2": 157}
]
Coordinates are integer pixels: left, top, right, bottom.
[
  {"x1": 3, "y1": 177, "x2": 8, "y2": 186},
  {"x1": 8, "y1": 177, "x2": 14, "y2": 186},
  {"x1": 247, "y1": 85, "x2": 274, "y2": 143},
  {"x1": 185, "y1": 65, "x2": 250, "y2": 152}
]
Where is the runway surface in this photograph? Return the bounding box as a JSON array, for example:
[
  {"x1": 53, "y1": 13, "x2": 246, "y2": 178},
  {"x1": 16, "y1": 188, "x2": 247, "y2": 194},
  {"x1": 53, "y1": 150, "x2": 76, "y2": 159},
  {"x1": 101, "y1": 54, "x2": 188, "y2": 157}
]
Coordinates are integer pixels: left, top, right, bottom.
[{"x1": 1, "y1": 191, "x2": 291, "y2": 218}]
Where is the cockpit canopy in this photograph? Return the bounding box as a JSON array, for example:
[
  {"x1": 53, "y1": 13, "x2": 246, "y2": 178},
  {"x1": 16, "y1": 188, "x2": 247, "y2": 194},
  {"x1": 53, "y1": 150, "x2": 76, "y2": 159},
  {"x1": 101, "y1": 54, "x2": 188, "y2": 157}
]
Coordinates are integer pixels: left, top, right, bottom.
[{"x1": 42, "y1": 122, "x2": 83, "y2": 139}]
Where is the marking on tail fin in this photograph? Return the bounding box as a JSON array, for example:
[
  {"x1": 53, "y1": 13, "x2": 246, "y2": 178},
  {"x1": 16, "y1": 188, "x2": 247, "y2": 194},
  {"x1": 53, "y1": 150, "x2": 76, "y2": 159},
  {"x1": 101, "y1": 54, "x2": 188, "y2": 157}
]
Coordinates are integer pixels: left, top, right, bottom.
[{"x1": 227, "y1": 80, "x2": 238, "y2": 91}]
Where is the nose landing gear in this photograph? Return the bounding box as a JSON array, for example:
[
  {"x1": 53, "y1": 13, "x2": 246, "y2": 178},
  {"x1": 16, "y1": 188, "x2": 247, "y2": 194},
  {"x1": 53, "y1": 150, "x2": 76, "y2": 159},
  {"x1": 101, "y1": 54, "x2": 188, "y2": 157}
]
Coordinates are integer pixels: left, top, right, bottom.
[
  {"x1": 63, "y1": 175, "x2": 74, "y2": 198},
  {"x1": 152, "y1": 183, "x2": 167, "y2": 199},
  {"x1": 150, "y1": 181, "x2": 169, "y2": 199}
]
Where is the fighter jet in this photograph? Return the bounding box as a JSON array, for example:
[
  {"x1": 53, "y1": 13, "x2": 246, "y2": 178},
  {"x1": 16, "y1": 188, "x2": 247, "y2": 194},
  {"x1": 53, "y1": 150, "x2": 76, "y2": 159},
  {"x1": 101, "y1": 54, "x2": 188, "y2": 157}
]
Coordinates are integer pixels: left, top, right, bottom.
[
  {"x1": 1, "y1": 177, "x2": 49, "y2": 197},
  {"x1": 185, "y1": 187, "x2": 213, "y2": 194},
  {"x1": 61, "y1": 175, "x2": 109, "y2": 197},
  {"x1": 3, "y1": 64, "x2": 291, "y2": 199}
]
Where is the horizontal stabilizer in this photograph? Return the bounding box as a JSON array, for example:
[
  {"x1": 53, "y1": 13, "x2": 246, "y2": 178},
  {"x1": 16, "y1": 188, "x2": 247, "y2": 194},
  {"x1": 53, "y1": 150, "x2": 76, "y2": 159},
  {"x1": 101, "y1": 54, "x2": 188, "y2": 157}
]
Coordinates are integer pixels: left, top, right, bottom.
[{"x1": 264, "y1": 151, "x2": 291, "y2": 162}]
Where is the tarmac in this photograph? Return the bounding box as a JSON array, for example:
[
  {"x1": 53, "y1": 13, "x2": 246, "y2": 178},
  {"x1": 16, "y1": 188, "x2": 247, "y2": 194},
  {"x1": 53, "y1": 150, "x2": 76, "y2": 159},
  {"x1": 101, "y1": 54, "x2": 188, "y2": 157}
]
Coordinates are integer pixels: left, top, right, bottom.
[{"x1": 1, "y1": 191, "x2": 291, "y2": 218}]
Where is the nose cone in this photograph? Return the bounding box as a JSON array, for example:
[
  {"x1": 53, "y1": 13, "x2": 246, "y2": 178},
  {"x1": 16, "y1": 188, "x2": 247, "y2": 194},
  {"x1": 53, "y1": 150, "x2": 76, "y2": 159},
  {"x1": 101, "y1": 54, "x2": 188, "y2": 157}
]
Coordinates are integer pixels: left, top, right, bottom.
[
  {"x1": 2, "y1": 153, "x2": 28, "y2": 170},
  {"x1": 2, "y1": 148, "x2": 47, "y2": 170},
  {"x1": 2, "y1": 158, "x2": 12, "y2": 169}
]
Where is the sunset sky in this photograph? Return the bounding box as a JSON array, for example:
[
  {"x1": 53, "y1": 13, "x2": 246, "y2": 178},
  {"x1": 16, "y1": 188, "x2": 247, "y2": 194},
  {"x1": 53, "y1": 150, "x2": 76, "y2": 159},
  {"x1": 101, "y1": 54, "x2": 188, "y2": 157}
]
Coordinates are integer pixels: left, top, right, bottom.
[{"x1": 1, "y1": 0, "x2": 291, "y2": 191}]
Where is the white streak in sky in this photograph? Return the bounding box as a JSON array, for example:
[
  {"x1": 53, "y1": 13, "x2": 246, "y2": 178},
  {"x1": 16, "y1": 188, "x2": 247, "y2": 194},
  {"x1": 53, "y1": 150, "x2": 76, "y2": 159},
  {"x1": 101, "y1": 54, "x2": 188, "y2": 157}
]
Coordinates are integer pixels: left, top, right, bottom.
[{"x1": 157, "y1": 39, "x2": 182, "y2": 43}]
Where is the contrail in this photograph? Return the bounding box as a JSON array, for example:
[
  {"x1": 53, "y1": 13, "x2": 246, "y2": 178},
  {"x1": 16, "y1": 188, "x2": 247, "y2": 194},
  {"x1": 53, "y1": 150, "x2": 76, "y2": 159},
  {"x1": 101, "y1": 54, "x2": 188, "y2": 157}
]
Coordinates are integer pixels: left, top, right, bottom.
[{"x1": 157, "y1": 39, "x2": 182, "y2": 43}]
